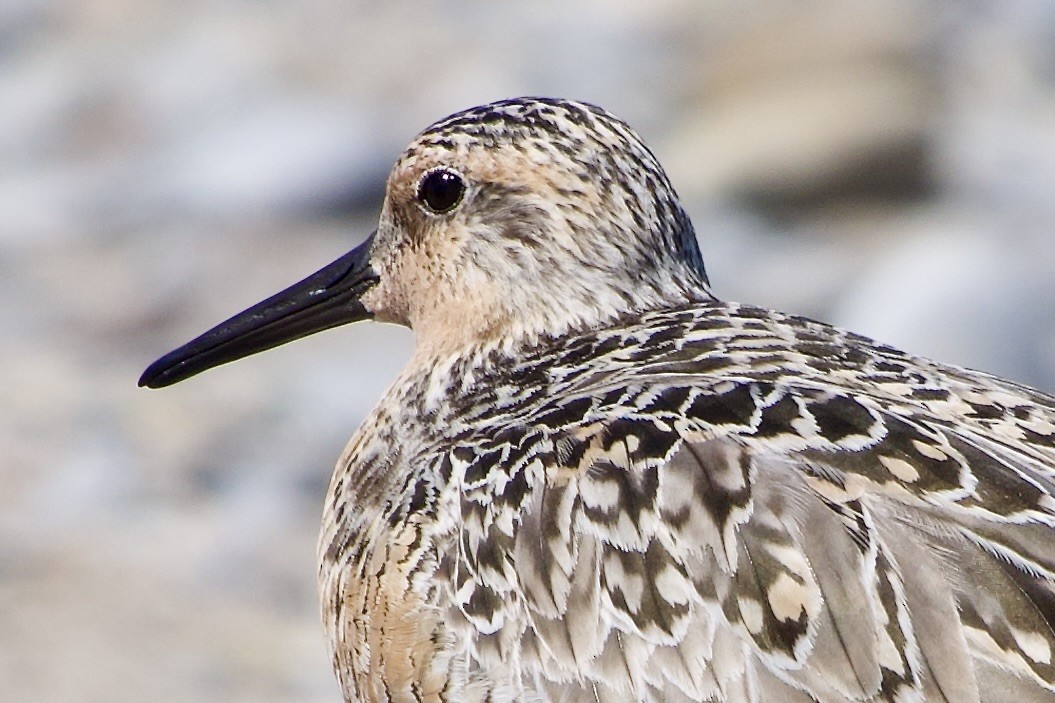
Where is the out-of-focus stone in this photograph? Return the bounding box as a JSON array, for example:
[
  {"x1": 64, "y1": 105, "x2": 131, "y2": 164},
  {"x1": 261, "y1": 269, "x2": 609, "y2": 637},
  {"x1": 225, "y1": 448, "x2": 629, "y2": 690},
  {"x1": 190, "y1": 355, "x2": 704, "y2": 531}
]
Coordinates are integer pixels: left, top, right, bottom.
[{"x1": 665, "y1": 0, "x2": 937, "y2": 213}]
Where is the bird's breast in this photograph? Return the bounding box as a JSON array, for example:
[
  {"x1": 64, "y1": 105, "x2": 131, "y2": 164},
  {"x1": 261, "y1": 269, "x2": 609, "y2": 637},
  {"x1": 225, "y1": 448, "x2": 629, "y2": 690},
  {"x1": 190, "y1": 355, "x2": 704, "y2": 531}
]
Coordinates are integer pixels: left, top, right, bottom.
[
  {"x1": 317, "y1": 375, "x2": 471, "y2": 702},
  {"x1": 320, "y1": 508, "x2": 456, "y2": 702}
]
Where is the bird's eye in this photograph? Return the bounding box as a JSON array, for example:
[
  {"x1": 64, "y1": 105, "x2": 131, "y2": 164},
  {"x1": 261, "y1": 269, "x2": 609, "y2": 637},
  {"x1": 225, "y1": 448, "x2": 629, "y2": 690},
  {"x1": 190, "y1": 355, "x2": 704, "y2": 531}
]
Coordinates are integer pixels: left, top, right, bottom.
[{"x1": 417, "y1": 169, "x2": 465, "y2": 214}]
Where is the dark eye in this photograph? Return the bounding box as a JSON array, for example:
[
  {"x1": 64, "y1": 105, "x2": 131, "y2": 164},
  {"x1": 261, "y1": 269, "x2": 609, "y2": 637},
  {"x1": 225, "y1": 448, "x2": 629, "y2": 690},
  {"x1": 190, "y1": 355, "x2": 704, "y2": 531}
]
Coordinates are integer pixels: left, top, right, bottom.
[{"x1": 417, "y1": 169, "x2": 465, "y2": 213}]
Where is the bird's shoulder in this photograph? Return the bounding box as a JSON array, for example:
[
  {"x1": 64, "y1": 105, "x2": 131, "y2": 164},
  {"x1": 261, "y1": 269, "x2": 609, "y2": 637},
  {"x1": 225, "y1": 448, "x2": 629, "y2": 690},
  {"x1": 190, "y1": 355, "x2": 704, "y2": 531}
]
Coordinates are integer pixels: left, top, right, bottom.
[
  {"x1": 426, "y1": 300, "x2": 1055, "y2": 702},
  {"x1": 435, "y1": 300, "x2": 1055, "y2": 535},
  {"x1": 445, "y1": 300, "x2": 1055, "y2": 459}
]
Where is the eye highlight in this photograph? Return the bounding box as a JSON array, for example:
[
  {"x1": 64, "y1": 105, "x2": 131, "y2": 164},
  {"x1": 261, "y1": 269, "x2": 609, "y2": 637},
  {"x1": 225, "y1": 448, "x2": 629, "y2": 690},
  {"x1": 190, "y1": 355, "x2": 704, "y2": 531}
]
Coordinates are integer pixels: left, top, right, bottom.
[{"x1": 417, "y1": 168, "x2": 466, "y2": 214}]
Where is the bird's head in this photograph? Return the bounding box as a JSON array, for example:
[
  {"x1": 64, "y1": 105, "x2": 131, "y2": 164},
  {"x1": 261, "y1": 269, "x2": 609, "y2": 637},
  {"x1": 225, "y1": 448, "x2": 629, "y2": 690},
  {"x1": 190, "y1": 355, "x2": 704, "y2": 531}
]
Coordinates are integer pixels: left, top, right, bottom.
[{"x1": 140, "y1": 98, "x2": 710, "y2": 388}]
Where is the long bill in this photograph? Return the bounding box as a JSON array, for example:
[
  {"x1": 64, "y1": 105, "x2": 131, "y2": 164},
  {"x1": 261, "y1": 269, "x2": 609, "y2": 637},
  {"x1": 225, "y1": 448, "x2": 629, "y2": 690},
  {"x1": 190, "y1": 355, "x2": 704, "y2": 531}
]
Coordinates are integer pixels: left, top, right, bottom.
[{"x1": 139, "y1": 233, "x2": 379, "y2": 389}]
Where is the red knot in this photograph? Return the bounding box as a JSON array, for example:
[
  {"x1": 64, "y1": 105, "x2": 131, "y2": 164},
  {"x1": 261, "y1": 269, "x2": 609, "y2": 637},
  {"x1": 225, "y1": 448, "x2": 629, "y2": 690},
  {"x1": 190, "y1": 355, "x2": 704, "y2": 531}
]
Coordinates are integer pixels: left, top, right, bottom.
[{"x1": 141, "y1": 98, "x2": 1055, "y2": 703}]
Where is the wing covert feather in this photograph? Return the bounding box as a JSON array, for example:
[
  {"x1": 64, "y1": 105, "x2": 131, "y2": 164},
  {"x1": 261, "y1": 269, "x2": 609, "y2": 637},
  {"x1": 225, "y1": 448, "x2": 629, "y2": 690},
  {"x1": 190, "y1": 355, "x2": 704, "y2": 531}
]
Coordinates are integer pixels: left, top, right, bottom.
[{"x1": 438, "y1": 363, "x2": 1055, "y2": 701}]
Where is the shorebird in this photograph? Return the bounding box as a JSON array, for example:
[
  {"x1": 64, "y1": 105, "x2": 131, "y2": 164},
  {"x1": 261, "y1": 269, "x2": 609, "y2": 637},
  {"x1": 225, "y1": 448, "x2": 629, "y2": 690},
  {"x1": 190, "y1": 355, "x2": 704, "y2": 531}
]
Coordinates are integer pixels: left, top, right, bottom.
[{"x1": 140, "y1": 98, "x2": 1055, "y2": 703}]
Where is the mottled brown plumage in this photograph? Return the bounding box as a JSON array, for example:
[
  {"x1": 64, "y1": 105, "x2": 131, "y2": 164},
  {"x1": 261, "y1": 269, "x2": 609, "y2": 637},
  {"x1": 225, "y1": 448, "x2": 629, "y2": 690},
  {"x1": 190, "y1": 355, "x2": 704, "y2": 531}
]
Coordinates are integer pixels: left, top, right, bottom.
[{"x1": 142, "y1": 98, "x2": 1055, "y2": 702}]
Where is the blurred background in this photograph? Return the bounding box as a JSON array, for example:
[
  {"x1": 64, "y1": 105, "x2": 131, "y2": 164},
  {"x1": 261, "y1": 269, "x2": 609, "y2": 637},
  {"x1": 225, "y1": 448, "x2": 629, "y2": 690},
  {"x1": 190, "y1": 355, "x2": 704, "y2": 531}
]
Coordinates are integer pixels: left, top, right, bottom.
[{"x1": 3, "y1": 1, "x2": 1055, "y2": 701}]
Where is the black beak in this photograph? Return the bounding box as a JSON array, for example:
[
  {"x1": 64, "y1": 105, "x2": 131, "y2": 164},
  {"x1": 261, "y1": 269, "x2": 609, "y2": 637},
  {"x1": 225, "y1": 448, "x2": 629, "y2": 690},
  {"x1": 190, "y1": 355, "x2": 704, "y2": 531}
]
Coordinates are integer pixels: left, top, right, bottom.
[{"x1": 139, "y1": 233, "x2": 379, "y2": 389}]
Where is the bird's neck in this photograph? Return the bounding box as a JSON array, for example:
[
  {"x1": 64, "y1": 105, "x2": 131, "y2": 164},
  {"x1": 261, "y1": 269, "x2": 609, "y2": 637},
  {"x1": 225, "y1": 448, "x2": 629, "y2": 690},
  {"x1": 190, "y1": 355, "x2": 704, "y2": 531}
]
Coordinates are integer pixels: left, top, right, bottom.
[{"x1": 407, "y1": 273, "x2": 713, "y2": 363}]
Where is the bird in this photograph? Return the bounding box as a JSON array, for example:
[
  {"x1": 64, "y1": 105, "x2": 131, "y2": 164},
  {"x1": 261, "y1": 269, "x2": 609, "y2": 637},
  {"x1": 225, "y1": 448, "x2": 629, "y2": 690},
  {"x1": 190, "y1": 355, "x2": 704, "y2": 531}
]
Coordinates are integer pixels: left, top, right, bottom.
[{"x1": 140, "y1": 97, "x2": 1055, "y2": 703}]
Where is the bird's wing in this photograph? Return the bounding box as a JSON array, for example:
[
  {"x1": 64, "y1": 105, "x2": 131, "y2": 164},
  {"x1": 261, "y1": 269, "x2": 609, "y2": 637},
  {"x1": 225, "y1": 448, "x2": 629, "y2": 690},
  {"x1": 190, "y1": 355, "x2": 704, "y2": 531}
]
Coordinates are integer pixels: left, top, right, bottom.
[{"x1": 441, "y1": 372, "x2": 1055, "y2": 702}]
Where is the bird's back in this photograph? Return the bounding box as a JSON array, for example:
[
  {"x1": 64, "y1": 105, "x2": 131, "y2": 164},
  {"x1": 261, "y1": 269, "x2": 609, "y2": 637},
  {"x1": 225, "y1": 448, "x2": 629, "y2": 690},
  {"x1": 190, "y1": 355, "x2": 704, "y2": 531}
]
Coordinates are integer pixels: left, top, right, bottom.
[{"x1": 320, "y1": 300, "x2": 1055, "y2": 702}]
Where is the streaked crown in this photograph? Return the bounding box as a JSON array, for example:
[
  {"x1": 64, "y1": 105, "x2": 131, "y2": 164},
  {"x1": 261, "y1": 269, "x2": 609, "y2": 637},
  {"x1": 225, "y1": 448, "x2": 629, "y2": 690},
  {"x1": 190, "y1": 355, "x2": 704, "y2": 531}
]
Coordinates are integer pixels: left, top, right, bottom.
[{"x1": 363, "y1": 97, "x2": 712, "y2": 352}]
